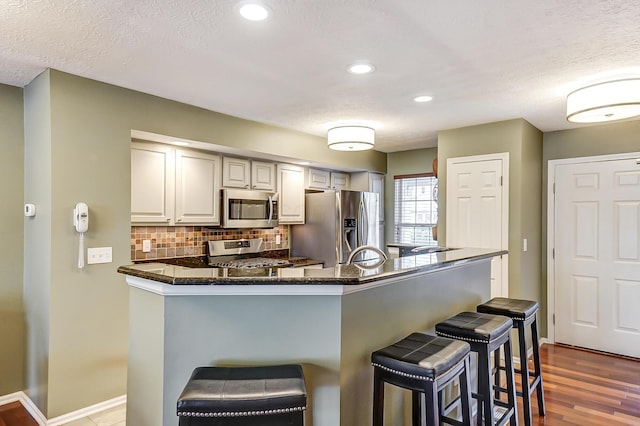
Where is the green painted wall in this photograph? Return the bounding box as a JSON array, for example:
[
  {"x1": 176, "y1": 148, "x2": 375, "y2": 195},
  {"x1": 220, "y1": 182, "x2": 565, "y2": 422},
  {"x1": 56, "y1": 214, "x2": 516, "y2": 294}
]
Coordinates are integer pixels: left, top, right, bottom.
[
  {"x1": 23, "y1": 71, "x2": 53, "y2": 412},
  {"x1": 385, "y1": 148, "x2": 437, "y2": 245},
  {"x1": 437, "y1": 119, "x2": 543, "y2": 328},
  {"x1": 22, "y1": 69, "x2": 385, "y2": 417},
  {"x1": 0, "y1": 84, "x2": 25, "y2": 395}
]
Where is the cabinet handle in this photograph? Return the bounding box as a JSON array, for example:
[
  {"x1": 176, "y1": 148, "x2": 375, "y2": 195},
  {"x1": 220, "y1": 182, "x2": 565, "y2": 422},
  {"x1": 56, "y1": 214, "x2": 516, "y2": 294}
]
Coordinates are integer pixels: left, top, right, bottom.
[
  {"x1": 166, "y1": 218, "x2": 170, "y2": 222},
  {"x1": 245, "y1": 184, "x2": 250, "y2": 188},
  {"x1": 177, "y1": 219, "x2": 182, "y2": 222}
]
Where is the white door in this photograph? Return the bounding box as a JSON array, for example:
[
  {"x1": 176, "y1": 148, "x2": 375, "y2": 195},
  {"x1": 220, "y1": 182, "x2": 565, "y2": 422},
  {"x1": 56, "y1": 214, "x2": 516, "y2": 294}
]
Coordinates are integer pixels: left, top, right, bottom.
[
  {"x1": 553, "y1": 157, "x2": 640, "y2": 358},
  {"x1": 447, "y1": 154, "x2": 509, "y2": 298}
]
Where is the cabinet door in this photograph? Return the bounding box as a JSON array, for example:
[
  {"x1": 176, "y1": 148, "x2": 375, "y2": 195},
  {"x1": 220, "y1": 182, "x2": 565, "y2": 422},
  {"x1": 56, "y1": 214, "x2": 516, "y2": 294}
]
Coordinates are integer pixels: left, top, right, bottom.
[
  {"x1": 277, "y1": 163, "x2": 305, "y2": 224},
  {"x1": 307, "y1": 168, "x2": 331, "y2": 189},
  {"x1": 330, "y1": 172, "x2": 350, "y2": 190},
  {"x1": 222, "y1": 157, "x2": 250, "y2": 188},
  {"x1": 175, "y1": 150, "x2": 221, "y2": 224},
  {"x1": 251, "y1": 161, "x2": 276, "y2": 191},
  {"x1": 131, "y1": 142, "x2": 175, "y2": 224}
]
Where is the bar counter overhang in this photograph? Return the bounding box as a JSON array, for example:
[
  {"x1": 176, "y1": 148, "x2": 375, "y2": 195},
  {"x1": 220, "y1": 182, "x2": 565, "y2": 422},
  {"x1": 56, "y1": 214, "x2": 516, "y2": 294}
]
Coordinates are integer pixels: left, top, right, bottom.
[{"x1": 119, "y1": 247, "x2": 504, "y2": 426}]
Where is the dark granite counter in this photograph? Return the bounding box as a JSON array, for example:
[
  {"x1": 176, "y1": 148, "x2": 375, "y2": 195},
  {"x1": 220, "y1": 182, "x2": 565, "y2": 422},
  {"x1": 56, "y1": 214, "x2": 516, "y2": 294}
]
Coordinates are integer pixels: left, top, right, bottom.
[{"x1": 118, "y1": 247, "x2": 505, "y2": 286}]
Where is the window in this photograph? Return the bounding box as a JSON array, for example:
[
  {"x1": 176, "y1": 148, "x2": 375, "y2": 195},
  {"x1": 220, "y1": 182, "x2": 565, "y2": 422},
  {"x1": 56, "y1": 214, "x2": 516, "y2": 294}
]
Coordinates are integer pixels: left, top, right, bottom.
[{"x1": 394, "y1": 173, "x2": 438, "y2": 246}]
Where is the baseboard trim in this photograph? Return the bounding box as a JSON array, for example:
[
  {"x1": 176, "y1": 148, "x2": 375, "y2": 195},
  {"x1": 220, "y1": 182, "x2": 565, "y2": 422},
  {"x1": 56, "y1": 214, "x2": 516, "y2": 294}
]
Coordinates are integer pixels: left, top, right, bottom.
[
  {"x1": 0, "y1": 392, "x2": 126, "y2": 426},
  {"x1": 47, "y1": 395, "x2": 127, "y2": 426},
  {"x1": 0, "y1": 391, "x2": 48, "y2": 425}
]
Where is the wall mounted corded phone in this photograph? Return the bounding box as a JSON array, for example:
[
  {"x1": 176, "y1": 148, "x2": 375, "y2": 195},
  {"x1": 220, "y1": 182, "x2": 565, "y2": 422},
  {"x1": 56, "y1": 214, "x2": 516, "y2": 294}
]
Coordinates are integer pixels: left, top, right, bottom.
[{"x1": 74, "y1": 203, "x2": 89, "y2": 268}]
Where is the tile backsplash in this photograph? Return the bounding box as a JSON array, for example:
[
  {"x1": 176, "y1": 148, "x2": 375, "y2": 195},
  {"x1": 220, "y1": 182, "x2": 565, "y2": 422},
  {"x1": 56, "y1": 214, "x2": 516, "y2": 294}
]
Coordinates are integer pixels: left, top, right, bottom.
[{"x1": 131, "y1": 226, "x2": 289, "y2": 261}]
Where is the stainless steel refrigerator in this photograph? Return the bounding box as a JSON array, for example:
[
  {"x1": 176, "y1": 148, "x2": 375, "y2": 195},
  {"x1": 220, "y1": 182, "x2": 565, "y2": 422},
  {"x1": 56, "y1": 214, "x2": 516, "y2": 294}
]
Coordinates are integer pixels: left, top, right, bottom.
[{"x1": 291, "y1": 190, "x2": 381, "y2": 267}]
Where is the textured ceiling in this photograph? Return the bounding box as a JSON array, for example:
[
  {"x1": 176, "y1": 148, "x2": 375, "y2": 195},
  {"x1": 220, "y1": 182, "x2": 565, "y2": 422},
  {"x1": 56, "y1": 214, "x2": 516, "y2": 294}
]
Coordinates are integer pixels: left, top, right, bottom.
[{"x1": 1, "y1": 0, "x2": 640, "y2": 152}]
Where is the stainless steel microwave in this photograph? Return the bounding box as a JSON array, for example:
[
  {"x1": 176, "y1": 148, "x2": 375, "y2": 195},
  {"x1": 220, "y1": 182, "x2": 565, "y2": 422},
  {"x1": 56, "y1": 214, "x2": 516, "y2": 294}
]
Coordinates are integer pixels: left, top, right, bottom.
[{"x1": 221, "y1": 188, "x2": 279, "y2": 228}]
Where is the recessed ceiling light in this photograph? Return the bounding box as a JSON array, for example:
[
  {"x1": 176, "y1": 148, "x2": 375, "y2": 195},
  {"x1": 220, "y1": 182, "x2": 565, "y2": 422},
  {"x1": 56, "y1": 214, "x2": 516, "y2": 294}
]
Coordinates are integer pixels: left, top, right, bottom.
[
  {"x1": 414, "y1": 95, "x2": 433, "y2": 103},
  {"x1": 239, "y1": 3, "x2": 270, "y2": 21},
  {"x1": 348, "y1": 63, "x2": 375, "y2": 75}
]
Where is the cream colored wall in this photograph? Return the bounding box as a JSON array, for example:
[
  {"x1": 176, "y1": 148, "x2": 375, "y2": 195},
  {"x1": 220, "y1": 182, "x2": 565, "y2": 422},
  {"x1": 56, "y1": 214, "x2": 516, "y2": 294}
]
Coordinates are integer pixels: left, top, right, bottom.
[
  {"x1": 0, "y1": 84, "x2": 25, "y2": 395},
  {"x1": 385, "y1": 148, "x2": 437, "y2": 245},
  {"x1": 22, "y1": 68, "x2": 386, "y2": 417}
]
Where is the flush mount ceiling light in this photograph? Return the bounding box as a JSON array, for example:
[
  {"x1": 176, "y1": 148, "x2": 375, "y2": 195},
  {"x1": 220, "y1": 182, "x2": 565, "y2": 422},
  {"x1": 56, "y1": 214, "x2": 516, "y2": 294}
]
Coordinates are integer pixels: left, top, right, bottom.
[
  {"x1": 566, "y1": 78, "x2": 640, "y2": 123},
  {"x1": 414, "y1": 95, "x2": 433, "y2": 103},
  {"x1": 239, "y1": 3, "x2": 270, "y2": 21},
  {"x1": 327, "y1": 126, "x2": 375, "y2": 151},
  {"x1": 348, "y1": 63, "x2": 375, "y2": 75}
]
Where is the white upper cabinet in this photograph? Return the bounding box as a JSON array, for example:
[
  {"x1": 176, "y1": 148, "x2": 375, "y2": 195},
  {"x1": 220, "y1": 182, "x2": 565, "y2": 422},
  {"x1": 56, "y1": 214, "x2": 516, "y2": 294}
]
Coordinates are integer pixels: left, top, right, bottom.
[
  {"x1": 277, "y1": 163, "x2": 305, "y2": 224},
  {"x1": 175, "y1": 150, "x2": 221, "y2": 225},
  {"x1": 330, "y1": 171, "x2": 350, "y2": 190},
  {"x1": 131, "y1": 142, "x2": 175, "y2": 224},
  {"x1": 251, "y1": 161, "x2": 276, "y2": 191},
  {"x1": 307, "y1": 168, "x2": 350, "y2": 190},
  {"x1": 223, "y1": 157, "x2": 276, "y2": 191},
  {"x1": 222, "y1": 157, "x2": 250, "y2": 189},
  {"x1": 131, "y1": 142, "x2": 221, "y2": 226}
]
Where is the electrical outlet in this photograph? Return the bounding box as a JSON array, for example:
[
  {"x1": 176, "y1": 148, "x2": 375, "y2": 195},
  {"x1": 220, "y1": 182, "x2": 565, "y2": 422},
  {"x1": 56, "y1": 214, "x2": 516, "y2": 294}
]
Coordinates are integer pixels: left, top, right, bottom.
[
  {"x1": 142, "y1": 239, "x2": 151, "y2": 252},
  {"x1": 87, "y1": 247, "x2": 113, "y2": 264},
  {"x1": 275, "y1": 235, "x2": 281, "y2": 245},
  {"x1": 523, "y1": 238, "x2": 528, "y2": 252}
]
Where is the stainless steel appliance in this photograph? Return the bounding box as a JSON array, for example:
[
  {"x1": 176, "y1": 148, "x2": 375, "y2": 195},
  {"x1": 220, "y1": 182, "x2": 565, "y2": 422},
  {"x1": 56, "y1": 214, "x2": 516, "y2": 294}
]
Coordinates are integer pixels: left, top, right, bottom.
[
  {"x1": 221, "y1": 188, "x2": 278, "y2": 228},
  {"x1": 291, "y1": 190, "x2": 381, "y2": 267},
  {"x1": 207, "y1": 238, "x2": 292, "y2": 268}
]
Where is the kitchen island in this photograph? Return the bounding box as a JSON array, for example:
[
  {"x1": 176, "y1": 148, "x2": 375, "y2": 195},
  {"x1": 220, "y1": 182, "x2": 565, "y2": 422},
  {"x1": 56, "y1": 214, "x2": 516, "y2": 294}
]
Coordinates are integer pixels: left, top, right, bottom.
[{"x1": 119, "y1": 248, "x2": 504, "y2": 426}]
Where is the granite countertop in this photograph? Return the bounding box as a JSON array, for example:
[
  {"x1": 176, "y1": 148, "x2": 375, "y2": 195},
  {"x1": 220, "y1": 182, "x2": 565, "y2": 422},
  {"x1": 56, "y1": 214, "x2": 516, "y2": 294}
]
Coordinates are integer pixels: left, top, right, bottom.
[{"x1": 118, "y1": 248, "x2": 505, "y2": 286}]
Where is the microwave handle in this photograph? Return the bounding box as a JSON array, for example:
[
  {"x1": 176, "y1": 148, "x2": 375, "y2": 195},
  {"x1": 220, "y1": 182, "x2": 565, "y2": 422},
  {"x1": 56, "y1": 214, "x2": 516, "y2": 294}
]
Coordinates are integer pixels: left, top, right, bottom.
[{"x1": 267, "y1": 193, "x2": 278, "y2": 224}]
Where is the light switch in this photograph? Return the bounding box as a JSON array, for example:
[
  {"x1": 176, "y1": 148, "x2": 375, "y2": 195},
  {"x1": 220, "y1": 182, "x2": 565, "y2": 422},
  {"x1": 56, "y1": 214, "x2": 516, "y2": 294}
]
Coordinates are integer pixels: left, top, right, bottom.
[
  {"x1": 87, "y1": 247, "x2": 113, "y2": 264},
  {"x1": 275, "y1": 235, "x2": 281, "y2": 245},
  {"x1": 523, "y1": 238, "x2": 528, "y2": 252}
]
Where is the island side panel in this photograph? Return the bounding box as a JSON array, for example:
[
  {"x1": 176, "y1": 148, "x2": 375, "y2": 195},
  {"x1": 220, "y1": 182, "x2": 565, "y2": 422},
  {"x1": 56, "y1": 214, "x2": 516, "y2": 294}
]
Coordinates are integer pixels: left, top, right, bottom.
[
  {"x1": 340, "y1": 260, "x2": 492, "y2": 425},
  {"x1": 127, "y1": 287, "x2": 166, "y2": 426},
  {"x1": 160, "y1": 293, "x2": 344, "y2": 426}
]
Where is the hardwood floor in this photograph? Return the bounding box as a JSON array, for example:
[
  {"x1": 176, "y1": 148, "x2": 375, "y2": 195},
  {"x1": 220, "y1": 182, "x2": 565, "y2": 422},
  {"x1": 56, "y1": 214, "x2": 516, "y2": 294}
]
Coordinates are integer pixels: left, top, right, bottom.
[
  {"x1": 0, "y1": 344, "x2": 638, "y2": 425},
  {"x1": 0, "y1": 402, "x2": 38, "y2": 426},
  {"x1": 520, "y1": 343, "x2": 640, "y2": 425}
]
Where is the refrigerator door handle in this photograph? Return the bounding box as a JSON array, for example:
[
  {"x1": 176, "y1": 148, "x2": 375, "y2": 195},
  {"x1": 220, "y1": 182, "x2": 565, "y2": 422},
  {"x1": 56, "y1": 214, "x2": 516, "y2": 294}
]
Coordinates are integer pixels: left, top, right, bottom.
[{"x1": 359, "y1": 198, "x2": 369, "y2": 245}]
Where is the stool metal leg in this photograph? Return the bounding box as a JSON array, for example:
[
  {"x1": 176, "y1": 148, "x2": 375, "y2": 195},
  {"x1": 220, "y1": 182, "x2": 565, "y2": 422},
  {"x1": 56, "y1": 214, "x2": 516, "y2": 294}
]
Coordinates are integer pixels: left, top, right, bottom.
[
  {"x1": 424, "y1": 381, "x2": 440, "y2": 426},
  {"x1": 531, "y1": 317, "x2": 546, "y2": 416},
  {"x1": 503, "y1": 339, "x2": 518, "y2": 426},
  {"x1": 373, "y1": 368, "x2": 384, "y2": 426},
  {"x1": 477, "y1": 347, "x2": 493, "y2": 425},
  {"x1": 460, "y1": 357, "x2": 473, "y2": 426},
  {"x1": 412, "y1": 391, "x2": 421, "y2": 426},
  {"x1": 517, "y1": 321, "x2": 532, "y2": 426}
]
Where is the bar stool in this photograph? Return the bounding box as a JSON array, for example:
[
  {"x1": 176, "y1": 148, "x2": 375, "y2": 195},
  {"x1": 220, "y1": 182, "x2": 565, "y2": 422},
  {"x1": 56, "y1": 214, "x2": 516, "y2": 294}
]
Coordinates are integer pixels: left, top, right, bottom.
[
  {"x1": 177, "y1": 364, "x2": 307, "y2": 425},
  {"x1": 371, "y1": 332, "x2": 473, "y2": 426},
  {"x1": 477, "y1": 297, "x2": 545, "y2": 425},
  {"x1": 436, "y1": 312, "x2": 517, "y2": 426}
]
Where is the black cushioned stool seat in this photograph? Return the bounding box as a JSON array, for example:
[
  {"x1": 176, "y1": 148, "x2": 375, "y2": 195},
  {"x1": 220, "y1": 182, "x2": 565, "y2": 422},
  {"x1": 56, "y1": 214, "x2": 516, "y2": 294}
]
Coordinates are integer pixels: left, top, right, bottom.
[
  {"x1": 371, "y1": 332, "x2": 473, "y2": 426},
  {"x1": 436, "y1": 312, "x2": 517, "y2": 426},
  {"x1": 177, "y1": 364, "x2": 306, "y2": 426},
  {"x1": 478, "y1": 297, "x2": 546, "y2": 426}
]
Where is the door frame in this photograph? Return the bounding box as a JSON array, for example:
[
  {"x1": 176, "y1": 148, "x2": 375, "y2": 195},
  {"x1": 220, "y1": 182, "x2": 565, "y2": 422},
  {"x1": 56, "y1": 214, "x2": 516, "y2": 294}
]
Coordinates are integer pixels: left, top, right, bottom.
[
  {"x1": 546, "y1": 151, "x2": 640, "y2": 344},
  {"x1": 446, "y1": 152, "x2": 510, "y2": 297}
]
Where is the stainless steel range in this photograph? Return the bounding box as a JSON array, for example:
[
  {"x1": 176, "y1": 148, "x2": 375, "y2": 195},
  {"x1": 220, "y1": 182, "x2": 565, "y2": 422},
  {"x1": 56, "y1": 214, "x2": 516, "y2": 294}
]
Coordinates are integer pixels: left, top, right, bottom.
[{"x1": 207, "y1": 238, "x2": 292, "y2": 269}]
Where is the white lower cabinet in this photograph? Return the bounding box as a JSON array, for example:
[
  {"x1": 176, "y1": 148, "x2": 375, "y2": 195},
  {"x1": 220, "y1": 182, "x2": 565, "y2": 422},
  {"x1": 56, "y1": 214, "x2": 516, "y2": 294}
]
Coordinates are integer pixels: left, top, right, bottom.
[
  {"x1": 131, "y1": 142, "x2": 221, "y2": 225},
  {"x1": 277, "y1": 163, "x2": 305, "y2": 224}
]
